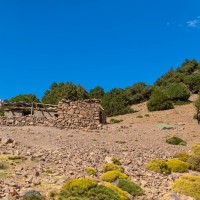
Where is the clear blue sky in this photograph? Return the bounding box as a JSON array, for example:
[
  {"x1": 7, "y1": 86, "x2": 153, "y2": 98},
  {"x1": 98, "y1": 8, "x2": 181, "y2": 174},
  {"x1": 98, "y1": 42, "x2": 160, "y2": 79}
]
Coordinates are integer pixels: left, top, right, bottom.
[{"x1": 0, "y1": 0, "x2": 200, "y2": 100}]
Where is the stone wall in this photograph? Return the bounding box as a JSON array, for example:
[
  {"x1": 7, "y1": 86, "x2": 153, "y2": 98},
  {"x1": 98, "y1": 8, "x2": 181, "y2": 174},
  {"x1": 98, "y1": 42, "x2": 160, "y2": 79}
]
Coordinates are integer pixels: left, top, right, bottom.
[
  {"x1": 55, "y1": 99, "x2": 106, "y2": 129},
  {"x1": 0, "y1": 99, "x2": 106, "y2": 130},
  {"x1": 0, "y1": 116, "x2": 55, "y2": 127}
]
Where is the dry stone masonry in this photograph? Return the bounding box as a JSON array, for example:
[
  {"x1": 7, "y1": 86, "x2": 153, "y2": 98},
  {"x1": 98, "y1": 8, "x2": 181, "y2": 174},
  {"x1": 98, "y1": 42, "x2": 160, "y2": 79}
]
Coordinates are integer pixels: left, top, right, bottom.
[
  {"x1": 0, "y1": 99, "x2": 106, "y2": 130},
  {"x1": 55, "y1": 99, "x2": 106, "y2": 129}
]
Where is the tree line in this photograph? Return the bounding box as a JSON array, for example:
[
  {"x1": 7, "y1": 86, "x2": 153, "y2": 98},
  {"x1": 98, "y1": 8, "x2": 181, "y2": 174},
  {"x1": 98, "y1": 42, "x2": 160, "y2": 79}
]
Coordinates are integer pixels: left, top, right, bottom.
[{"x1": 5, "y1": 58, "x2": 200, "y2": 116}]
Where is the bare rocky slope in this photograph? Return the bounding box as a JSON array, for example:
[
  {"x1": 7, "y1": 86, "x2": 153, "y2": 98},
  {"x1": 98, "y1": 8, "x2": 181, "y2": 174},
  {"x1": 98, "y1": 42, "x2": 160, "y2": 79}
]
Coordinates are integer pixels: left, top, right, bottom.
[{"x1": 0, "y1": 95, "x2": 200, "y2": 200}]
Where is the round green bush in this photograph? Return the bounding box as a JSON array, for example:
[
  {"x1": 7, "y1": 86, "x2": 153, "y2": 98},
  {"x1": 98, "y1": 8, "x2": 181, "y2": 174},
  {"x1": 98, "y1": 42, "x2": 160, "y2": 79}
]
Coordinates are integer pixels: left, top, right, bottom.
[
  {"x1": 166, "y1": 83, "x2": 190, "y2": 101},
  {"x1": 166, "y1": 136, "x2": 187, "y2": 146},
  {"x1": 166, "y1": 159, "x2": 189, "y2": 173},
  {"x1": 103, "y1": 163, "x2": 123, "y2": 172},
  {"x1": 100, "y1": 170, "x2": 129, "y2": 182},
  {"x1": 172, "y1": 175, "x2": 200, "y2": 200},
  {"x1": 147, "y1": 87, "x2": 173, "y2": 112},
  {"x1": 104, "y1": 182, "x2": 129, "y2": 200},
  {"x1": 84, "y1": 167, "x2": 97, "y2": 176},
  {"x1": 117, "y1": 179, "x2": 143, "y2": 197},
  {"x1": 146, "y1": 159, "x2": 171, "y2": 174},
  {"x1": 58, "y1": 178, "x2": 124, "y2": 200}
]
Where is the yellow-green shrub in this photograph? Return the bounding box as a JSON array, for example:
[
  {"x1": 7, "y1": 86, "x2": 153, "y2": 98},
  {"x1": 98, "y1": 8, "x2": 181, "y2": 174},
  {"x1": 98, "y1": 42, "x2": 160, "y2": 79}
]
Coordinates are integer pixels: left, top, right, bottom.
[
  {"x1": 172, "y1": 175, "x2": 200, "y2": 200},
  {"x1": 166, "y1": 159, "x2": 189, "y2": 173},
  {"x1": 104, "y1": 182, "x2": 129, "y2": 200},
  {"x1": 103, "y1": 163, "x2": 123, "y2": 172},
  {"x1": 192, "y1": 143, "x2": 200, "y2": 155},
  {"x1": 100, "y1": 170, "x2": 128, "y2": 182},
  {"x1": 84, "y1": 167, "x2": 97, "y2": 176},
  {"x1": 146, "y1": 159, "x2": 170, "y2": 174},
  {"x1": 62, "y1": 178, "x2": 98, "y2": 191},
  {"x1": 175, "y1": 152, "x2": 190, "y2": 162}
]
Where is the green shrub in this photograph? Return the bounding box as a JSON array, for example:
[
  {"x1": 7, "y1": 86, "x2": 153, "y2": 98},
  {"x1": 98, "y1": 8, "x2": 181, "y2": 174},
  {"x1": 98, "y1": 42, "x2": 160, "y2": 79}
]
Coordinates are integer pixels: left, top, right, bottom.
[
  {"x1": 166, "y1": 83, "x2": 190, "y2": 102},
  {"x1": 59, "y1": 184, "x2": 121, "y2": 200},
  {"x1": 87, "y1": 185, "x2": 121, "y2": 200},
  {"x1": 188, "y1": 155, "x2": 200, "y2": 172},
  {"x1": 147, "y1": 87, "x2": 174, "y2": 111},
  {"x1": 144, "y1": 114, "x2": 150, "y2": 117},
  {"x1": 117, "y1": 179, "x2": 143, "y2": 197},
  {"x1": 59, "y1": 179, "x2": 122, "y2": 200},
  {"x1": 103, "y1": 163, "x2": 123, "y2": 172},
  {"x1": 104, "y1": 182, "x2": 129, "y2": 200},
  {"x1": 166, "y1": 159, "x2": 189, "y2": 173},
  {"x1": 111, "y1": 157, "x2": 121, "y2": 166},
  {"x1": 110, "y1": 119, "x2": 123, "y2": 123},
  {"x1": 175, "y1": 152, "x2": 190, "y2": 162},
  {"x1": 172, "y1": 175, "x2": 200, "y2": 200},
  {"x1": 100, "y1": 170, "x2": 128, "y2": 182},
  {"x1": 136, "y1": 115, "x2": 143, "y2": 118},
  {"x1": 84, "y1": 167, "x2": 97, "y2": 176},
  {"x1": 88, "y1": 86, "x2": 105, "y2": 99},
  {"x1": 166, "y1": 136, "x2": 187, "y2": 146},
  {"x1": 146, "y1": 159, "x2": 171, "y2": 174},
  {"x1": 101, "y1": 88, "x2": 133, "y2": 117},
  {"x1": 192, "y1": 143, "x2": 200, "y2": 155}
]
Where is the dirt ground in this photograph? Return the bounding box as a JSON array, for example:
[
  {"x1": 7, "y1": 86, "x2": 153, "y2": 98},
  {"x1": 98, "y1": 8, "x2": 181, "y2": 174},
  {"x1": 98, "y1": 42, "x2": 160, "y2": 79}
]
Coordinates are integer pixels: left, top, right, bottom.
[{"x1": 0, "y1": 95, "x2": 200, "y2": 199}]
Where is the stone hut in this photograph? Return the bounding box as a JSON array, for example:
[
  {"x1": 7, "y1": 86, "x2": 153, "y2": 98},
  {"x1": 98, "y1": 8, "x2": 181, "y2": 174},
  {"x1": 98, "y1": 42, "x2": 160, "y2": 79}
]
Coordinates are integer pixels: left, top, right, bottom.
[
  {"x1": 55, "y1": 99, "x2": 106, "y2": 129},
  {"x1": 0, "y1": 99, "x2": 106, "y2": 129}
]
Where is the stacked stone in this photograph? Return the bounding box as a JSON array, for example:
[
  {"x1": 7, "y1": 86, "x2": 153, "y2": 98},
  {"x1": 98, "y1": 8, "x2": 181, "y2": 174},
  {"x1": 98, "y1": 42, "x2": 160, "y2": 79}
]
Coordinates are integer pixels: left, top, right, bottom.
[
  {"x1": 0, "y1": 116, "x2": 55, "y2": 127},
  {"x1": 55, "y1": 99, "x2": 105, "y2": 129}
]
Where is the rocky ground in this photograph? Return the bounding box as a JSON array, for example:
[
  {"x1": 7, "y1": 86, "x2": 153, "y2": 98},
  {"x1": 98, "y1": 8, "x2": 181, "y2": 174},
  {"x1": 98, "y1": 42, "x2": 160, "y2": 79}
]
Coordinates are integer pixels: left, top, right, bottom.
[{"x1": 0, "y1": 96, "x2": 200, "y2": 200}]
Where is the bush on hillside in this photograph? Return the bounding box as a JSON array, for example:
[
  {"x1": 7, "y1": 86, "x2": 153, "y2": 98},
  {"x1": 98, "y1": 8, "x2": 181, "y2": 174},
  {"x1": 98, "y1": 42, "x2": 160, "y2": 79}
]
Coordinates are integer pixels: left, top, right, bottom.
[
  {"x1": 102, "y1": 163, "x2": 123, "y2": 172},
  {"x1": 101, "y1": 88, "x2": 133, "y2": 116},
  {"x1": 125, "y1": 82, "x2": 153, "y2": 104},
  {"x1": 88, "y1": 86, "x2": 105, "y2": 99},
  {"x1": 166, "y1": 136, "x2": 187, "y2": 146},
  {"x1": 166, "y1": 83, "x2": 190, "y2": 101},
  {"x1": 84, "y1": 167, "x2": 97, "y2": 176},
  {"x1": 172, "y1": 175, "x2": 200, "y2": 200},
  {"x1": 192, "y1": 143, "x2": 200, "y2": 155},
  {"x1": 9, "y1": 94, "x2": 40, "y2": 103},
  {"x1": 42, "y1": 82, "x2": 88, "y2": 104},
  {"x1": 117, "y1": 179, "x2": 143, "y2": 197},
  {"x1": 166, "y1": 159, "x2": 189, "y2": 173},
  {"x1": 175, "y1": 152, "x2": 190, "y2": 162},
  {"x1": 147, "y1": 87, "x2": 174, "y2": 111},
  {"x1": 146, "y1": 159, "x2": 171, "y2": 174},
  {"x1": 188, "y1": 155, "x2": 200, "y2": 172},
  {"x1": 185, "y1": 73, "x2": 200, "y2": 93},
  {"x1": 100, "y1": 170, "x2": 129, "y2": 182},
  {"x1": 103, "y1": 182, "x2": 129, "y2": 200},
  {"x1": 195, "y1": 95, "x2": 200, "y2": 113}
]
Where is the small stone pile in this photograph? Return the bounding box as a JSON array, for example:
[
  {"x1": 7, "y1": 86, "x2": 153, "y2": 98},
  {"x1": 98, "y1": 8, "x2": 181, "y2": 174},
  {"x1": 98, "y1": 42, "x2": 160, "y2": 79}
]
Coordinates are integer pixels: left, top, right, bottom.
[{"x1": 55, "y1": 99, "x2": 106, "y2": 129}]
